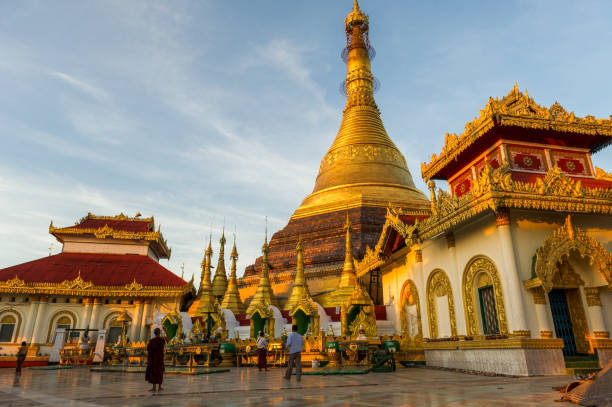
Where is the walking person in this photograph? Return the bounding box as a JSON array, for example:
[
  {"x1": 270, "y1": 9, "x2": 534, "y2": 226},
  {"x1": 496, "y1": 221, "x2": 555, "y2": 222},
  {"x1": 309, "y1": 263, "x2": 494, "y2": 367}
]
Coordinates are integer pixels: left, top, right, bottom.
[
  {"x1": 14, "y1": 341, "x2": 28, "y2": 386},
  {"x1": 283, "y1": 325, "x2": 304, "y2": 382},
  {"x1": 146, "y1": 328, "x2": 166, "y2": 393},
  {"x1": 257, "y1": 331, "x2": 269, "y2": 372}
]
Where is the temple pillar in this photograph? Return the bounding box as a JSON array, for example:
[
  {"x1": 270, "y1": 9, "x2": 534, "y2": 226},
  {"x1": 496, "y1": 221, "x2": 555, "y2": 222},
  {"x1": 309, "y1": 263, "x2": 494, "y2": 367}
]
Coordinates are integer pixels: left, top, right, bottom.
[
  {"x1": 414, "y1": 246, "x2": 429, "y2": 337},
  {"x1": 21, "y1": 298, "x2": 40, "y2": 343},
  {"x1": 530, "y1": 287, "x2": 553, "y2": 338},
  {"x1": 29, "y1": 296, "x2": 48, "y2": 344},
  {"x1": 131, "y1": 300, "x2": 145, "y2": 342},
  {"x1": 584, "y1": 287, "x2": 608, "y2": 338},
  {"x1": 139, "y1": 300, "x2": 153, "y2": 341},
  {"x1": 80, "y1": 298, "x2": 94, "y2": 329},
  {"x1": 495, "y1": 209, "x2": 529, "y2": 336},
  {"x1": 89, "y1": 298, "x2": 102, "y2": 330},
  {"x1": 446, "y1": 233, "x2": 467, "y2": 336}
]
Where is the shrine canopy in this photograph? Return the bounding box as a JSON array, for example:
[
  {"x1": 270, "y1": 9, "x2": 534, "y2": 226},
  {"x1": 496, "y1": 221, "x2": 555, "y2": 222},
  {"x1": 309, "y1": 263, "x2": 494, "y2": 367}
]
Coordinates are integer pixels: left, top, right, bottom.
[{"x1": 421, "y1": 86, "x2": 612, "y2": 198}]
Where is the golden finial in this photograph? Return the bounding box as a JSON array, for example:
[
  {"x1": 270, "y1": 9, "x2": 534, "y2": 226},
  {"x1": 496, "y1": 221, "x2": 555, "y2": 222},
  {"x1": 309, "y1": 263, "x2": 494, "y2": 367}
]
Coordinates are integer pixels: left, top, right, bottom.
[{"x1": 222, "y1": 231, "x2": 244, "y2": 314}]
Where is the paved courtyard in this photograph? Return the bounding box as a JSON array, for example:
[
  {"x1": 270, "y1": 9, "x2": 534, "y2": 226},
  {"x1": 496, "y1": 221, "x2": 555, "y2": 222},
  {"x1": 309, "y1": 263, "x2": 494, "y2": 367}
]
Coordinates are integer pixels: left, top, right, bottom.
[{"x1": 0, "y1": 366, "x2": 572, "y2": 407}]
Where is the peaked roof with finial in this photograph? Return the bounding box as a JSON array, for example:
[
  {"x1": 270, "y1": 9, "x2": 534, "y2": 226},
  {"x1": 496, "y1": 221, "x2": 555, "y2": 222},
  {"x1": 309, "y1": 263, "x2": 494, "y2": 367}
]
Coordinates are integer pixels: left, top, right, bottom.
[
  {"x1": 221, "y1": 234, "x2": 244, "y2": 314},
  {"x1": 246, "y1": 233, "x2": 278, "y2": 314},
  {"x1": 329, "y1": 212, "x2": 360, "y2": 306},
  {"x1": 212, "y1": 230, "x2": 228, "y2": 298},
  {"x1": 284, "y1": 235, "x2": 312, "y2": 312},
  {"x1": 421, "y1": 85, "x2": 612, "y2": 181}
]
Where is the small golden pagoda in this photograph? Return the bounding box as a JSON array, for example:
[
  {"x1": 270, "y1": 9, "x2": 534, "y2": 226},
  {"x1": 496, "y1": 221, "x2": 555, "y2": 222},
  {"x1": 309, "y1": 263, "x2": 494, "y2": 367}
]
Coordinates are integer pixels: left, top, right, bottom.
[
  {"x1": 284, "y1": 236, "x2": 311, "y2": 312},
  {"x1": 221, "y1": 236, "x2": 244, "y2": 314},
  {"x1": 246, "y1": 236, "x2": 278, "y2": 314},
  {"x1": 212, "y1": 231, "x2": 228, "y2": 301},
  {"x1": 329, "y1": 213, "x2": 359, "y2": 306},
  {"x1": 194, "y1": 237, "x2": 216, "y2": 315}
]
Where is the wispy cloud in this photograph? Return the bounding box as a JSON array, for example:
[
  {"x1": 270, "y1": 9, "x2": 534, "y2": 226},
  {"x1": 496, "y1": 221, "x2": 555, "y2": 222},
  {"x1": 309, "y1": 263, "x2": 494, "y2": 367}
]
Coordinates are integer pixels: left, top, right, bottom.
[{"x1": 49, "y1": 71, "x2": 110, "y2": 103}]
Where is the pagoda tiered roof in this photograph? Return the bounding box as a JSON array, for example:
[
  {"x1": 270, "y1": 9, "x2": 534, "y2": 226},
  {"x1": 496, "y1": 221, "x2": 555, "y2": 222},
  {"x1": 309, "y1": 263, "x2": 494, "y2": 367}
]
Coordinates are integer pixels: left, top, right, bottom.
[
  {"x1": 421, "y1": 86, "x2": 612, "y2": 181},
  {"x1": 50, "y1": 212, "x2": 171, "y2": 259}
]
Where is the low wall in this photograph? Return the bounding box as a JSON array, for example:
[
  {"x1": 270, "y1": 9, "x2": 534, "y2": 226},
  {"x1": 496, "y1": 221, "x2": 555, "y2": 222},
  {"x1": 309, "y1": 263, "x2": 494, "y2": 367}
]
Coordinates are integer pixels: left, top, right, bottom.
[{"x1": 423, "y1": 338, "x2": 565, "y2": 376}]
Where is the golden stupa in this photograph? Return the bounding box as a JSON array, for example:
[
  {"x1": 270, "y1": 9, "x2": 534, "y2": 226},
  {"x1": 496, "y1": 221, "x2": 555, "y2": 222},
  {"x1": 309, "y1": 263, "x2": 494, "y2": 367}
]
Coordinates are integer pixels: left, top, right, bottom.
[
  {"x1": 240, "y1": 0, "x2": 429, "y2": 308},
  {"x1": 292, "y1": 0, "x2": 427, "y2": 219}
]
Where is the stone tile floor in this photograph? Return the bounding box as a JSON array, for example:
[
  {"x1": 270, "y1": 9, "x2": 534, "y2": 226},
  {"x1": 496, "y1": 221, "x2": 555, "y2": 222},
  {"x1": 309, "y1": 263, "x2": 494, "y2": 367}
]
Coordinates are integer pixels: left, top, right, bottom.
[{"x1": 0, "y1": 366, "x2": 573, "y2": 407}]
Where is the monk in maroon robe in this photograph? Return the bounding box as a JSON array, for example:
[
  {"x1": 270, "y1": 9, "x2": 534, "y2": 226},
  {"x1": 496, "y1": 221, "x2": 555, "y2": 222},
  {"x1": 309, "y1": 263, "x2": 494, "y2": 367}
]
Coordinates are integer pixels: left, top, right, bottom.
[{"x1": 146, "y1": 328, "x2": 165, "y2": 392}]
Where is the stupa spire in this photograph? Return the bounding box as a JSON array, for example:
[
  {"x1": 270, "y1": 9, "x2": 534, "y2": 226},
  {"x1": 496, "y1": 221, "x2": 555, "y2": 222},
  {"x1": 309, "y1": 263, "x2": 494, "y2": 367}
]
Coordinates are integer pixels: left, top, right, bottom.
[
  {"x1": 284, "y1": 235, "x2": 311, "y2": 311},
  {"x1": 212, "y1": 228, "x2": 228, "y2": 300},
  {"x1": 221, "y1": 234, "x2": 244, "y2": 314},
  {"x1": 246, "y1": 233, "x2": 278, "y2": 314},
  {"x1": 195, "y1": 235, "x2": 216, "y2": 315},
  {"x1": 329, "y1": 212, "x2": 359, "y2": 306},
  {"x1": 292, "y1": 1, "x2": 427, "y2": 218}
]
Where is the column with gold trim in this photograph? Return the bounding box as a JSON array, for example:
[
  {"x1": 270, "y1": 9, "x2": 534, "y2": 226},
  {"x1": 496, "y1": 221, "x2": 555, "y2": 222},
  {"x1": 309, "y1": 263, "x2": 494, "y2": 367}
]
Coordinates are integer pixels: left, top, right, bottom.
[
  {"x1": 584, "y1": 287, "x2": 608, "y2": 338},
  {"x1": 131, "y1": 300, "x2": 145, "y2": 342},
  {"x1": 530, "y1": 287, "x2": 553, "y2": 338},
  {"x1": 495, "y1": 209, "x2": 529, "y2": 336}
]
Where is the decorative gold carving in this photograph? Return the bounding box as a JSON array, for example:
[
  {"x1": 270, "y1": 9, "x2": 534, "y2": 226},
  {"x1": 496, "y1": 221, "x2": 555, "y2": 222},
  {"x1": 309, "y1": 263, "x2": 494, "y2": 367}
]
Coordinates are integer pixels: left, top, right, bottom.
[
  {"x1": 426, "y1": 269, "x2": 457, "y2": 338},
  {"x1": 399, "y1": 280, "x2": 422, "y2": 339},
  {"x1": 415, "y1": 249, "x2": 423, "y2": 263},
  {"x1": 531, "y1": 287, "x2": 547, "y2": 304},
  {"x1": 348, "y1": 305, "x2": 377, "y2": 338},
  {"x1": 584, "y1": 287, "x2": 602, "y2": 306},
  {"x1": 535, "y1": 216, "x2": 611, "y2": 292},
  {"x1": 124, "y1": 278, "x2": 143, "y2": 291},
  {"x1": 1, "y1": 276, "x2": 26, "y2": 288},
  {"x1": 540, "y1": 330, "x2": 553, "y2": 338},
  {"x1": 495, "y1": 209, "x2": 510, "y2": 227},
  {"x1": 593, "y1": 331, "x2": 609, "y2": 338},
  {"x1": 566, "y1": 288, "x2": 590, "y2": 354},
  {"x1": 512, "y1": 330, "x2": 531, "y2": 337},
  {"x1": 462, "y1": 256, "x2": 508, "y2": 336},
  {"x1": 422, "y1": 85, "x2": 612, "y2": 180},
  {"x1": 60, "y1": 271, "x2": 93, "y2": 290},
  {"x1": 595, "y1": 167, "x2": 612, "y2": 180},
  {"x1": 378, "y1": 166, "x2": 612, "y2": 257}
]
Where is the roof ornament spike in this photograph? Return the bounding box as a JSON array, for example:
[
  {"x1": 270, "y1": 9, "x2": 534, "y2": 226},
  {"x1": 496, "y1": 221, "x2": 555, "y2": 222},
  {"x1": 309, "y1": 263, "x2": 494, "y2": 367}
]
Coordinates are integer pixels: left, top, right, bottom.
[{"x1": 222, "y1": 230, "x2": 244, "y2": 314}]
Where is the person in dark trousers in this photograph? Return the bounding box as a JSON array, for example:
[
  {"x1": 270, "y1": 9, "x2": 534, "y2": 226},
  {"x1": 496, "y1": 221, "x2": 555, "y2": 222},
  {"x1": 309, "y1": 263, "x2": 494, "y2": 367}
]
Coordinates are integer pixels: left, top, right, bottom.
[
  {"x1": 256, "y1": 331, "x2": 269, "y2": 372},
  {"x1": 283, "y1": 325, "x2": 304, "y2": 382},
  {"x1": 146, "y1": 328, "x2": 165, "y2": 393},
  {"x1": 15, "y1": 342, "x2": 27, "y2": 376}
]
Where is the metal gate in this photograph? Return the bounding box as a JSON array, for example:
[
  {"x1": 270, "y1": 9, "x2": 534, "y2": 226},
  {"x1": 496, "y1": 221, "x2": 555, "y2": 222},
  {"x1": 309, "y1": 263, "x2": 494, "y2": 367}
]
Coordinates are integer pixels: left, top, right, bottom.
[
  {"x1": 478, "y1": 286, "x2": 499, "y2": 335},
  {"x1": 549, "y1": 289, "x2": 577, "y2": 356}
]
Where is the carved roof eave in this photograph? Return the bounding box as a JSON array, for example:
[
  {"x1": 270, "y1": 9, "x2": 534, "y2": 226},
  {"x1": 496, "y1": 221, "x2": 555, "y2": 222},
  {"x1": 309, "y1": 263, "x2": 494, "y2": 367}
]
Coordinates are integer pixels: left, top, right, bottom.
[
  {"x1": 382, "y1": 166, "x2": 612, "y2": 249},
  {"x1": 421, "y1": 87, "x2": 612, "y2": 181},
  {"x1": 355, "y1": 213, "x2": 394, "y2": 277},
  {"x1": 49, "y1": 225, "x2": 172, "y2": 258},
  {"x1": 0, "y1": 274, "x2": 187, "y2": 297}
]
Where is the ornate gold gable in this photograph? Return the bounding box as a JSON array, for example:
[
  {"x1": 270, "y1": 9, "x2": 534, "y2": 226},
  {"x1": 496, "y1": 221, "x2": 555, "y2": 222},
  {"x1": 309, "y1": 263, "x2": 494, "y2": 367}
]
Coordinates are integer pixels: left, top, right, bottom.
[
  {"x1": 535, "y1": 216, "x2": 611, "y2": 292},
  {"x1": 422, "y1": 85, "x2": 612, "y2": 180}
]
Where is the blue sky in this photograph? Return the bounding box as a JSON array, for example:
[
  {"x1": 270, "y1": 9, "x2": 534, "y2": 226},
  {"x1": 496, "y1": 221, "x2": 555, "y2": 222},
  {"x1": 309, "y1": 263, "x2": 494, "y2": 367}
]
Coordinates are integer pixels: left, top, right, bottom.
[{"x1": 1, "y1": 1, "x2": 611, "y2": 284}]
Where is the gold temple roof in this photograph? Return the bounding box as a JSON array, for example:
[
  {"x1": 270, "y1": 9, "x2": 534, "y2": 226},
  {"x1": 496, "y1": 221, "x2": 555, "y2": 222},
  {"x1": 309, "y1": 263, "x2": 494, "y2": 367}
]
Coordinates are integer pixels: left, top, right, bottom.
[
  {"x1": 292, "y1": 1, "x2": 428, "y2": 219},
  {"x1": 421, "y1": 85, "x2": 612, "y2": 181},
  {"x1": 221, "y1": 238, "x2": 245, "y2": 315}
]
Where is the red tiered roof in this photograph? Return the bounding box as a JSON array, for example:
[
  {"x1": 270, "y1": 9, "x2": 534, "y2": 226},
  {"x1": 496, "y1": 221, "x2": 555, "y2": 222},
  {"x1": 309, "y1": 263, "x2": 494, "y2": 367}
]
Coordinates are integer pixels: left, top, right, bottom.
[{"x1": 0, "y1": 252, "x2": 185, "y2": 287}]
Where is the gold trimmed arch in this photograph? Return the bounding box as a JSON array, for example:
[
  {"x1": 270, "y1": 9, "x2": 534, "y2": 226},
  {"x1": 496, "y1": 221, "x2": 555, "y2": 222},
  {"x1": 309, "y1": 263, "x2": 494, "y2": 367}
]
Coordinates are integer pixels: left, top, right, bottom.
[
  {"x1": 46, "y1": 310, "x2": 78, "y2": 343},
  {"x1": 462, "y1": 256, "x2": 508, "y2": 336},
  {"x1": 426, "y1": 269, "x2": 457, "y2": 338},
  {"x1": 0, "y1": 309, "x2": 23, "y2": 343},
  {"x1": 399, "y1": 279, "x2": 422, "y2": 339},
  {"x1": 535, "y1": 216, "x2": 611, "y2": 292},
  {"x1": 102, "y1": 311, "x2": 125, "y2": 329}
]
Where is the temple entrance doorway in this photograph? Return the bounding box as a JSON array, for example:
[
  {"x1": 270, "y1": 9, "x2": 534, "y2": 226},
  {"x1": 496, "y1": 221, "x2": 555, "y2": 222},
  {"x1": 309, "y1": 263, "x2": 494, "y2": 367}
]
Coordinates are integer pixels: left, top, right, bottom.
[{"x1": 549, "y1": 289, "x2": 578, "y2": 356}]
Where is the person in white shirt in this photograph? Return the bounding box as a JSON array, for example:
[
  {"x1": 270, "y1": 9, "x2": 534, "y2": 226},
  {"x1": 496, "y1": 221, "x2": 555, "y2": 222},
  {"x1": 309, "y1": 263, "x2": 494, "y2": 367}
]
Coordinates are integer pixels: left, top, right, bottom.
[
  {"x1": 283, "y1": 325, "x2": 304, "y2": 382},
  {"x1": 256, "y1": 331, "x2": 269, "y2": 372}
]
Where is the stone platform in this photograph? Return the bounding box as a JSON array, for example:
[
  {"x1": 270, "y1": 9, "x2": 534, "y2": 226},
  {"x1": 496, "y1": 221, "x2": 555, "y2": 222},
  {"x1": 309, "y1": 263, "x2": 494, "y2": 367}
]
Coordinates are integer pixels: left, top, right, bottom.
[{"x1": 0, "y1": 365, "x2": 571, "y2": 406}]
